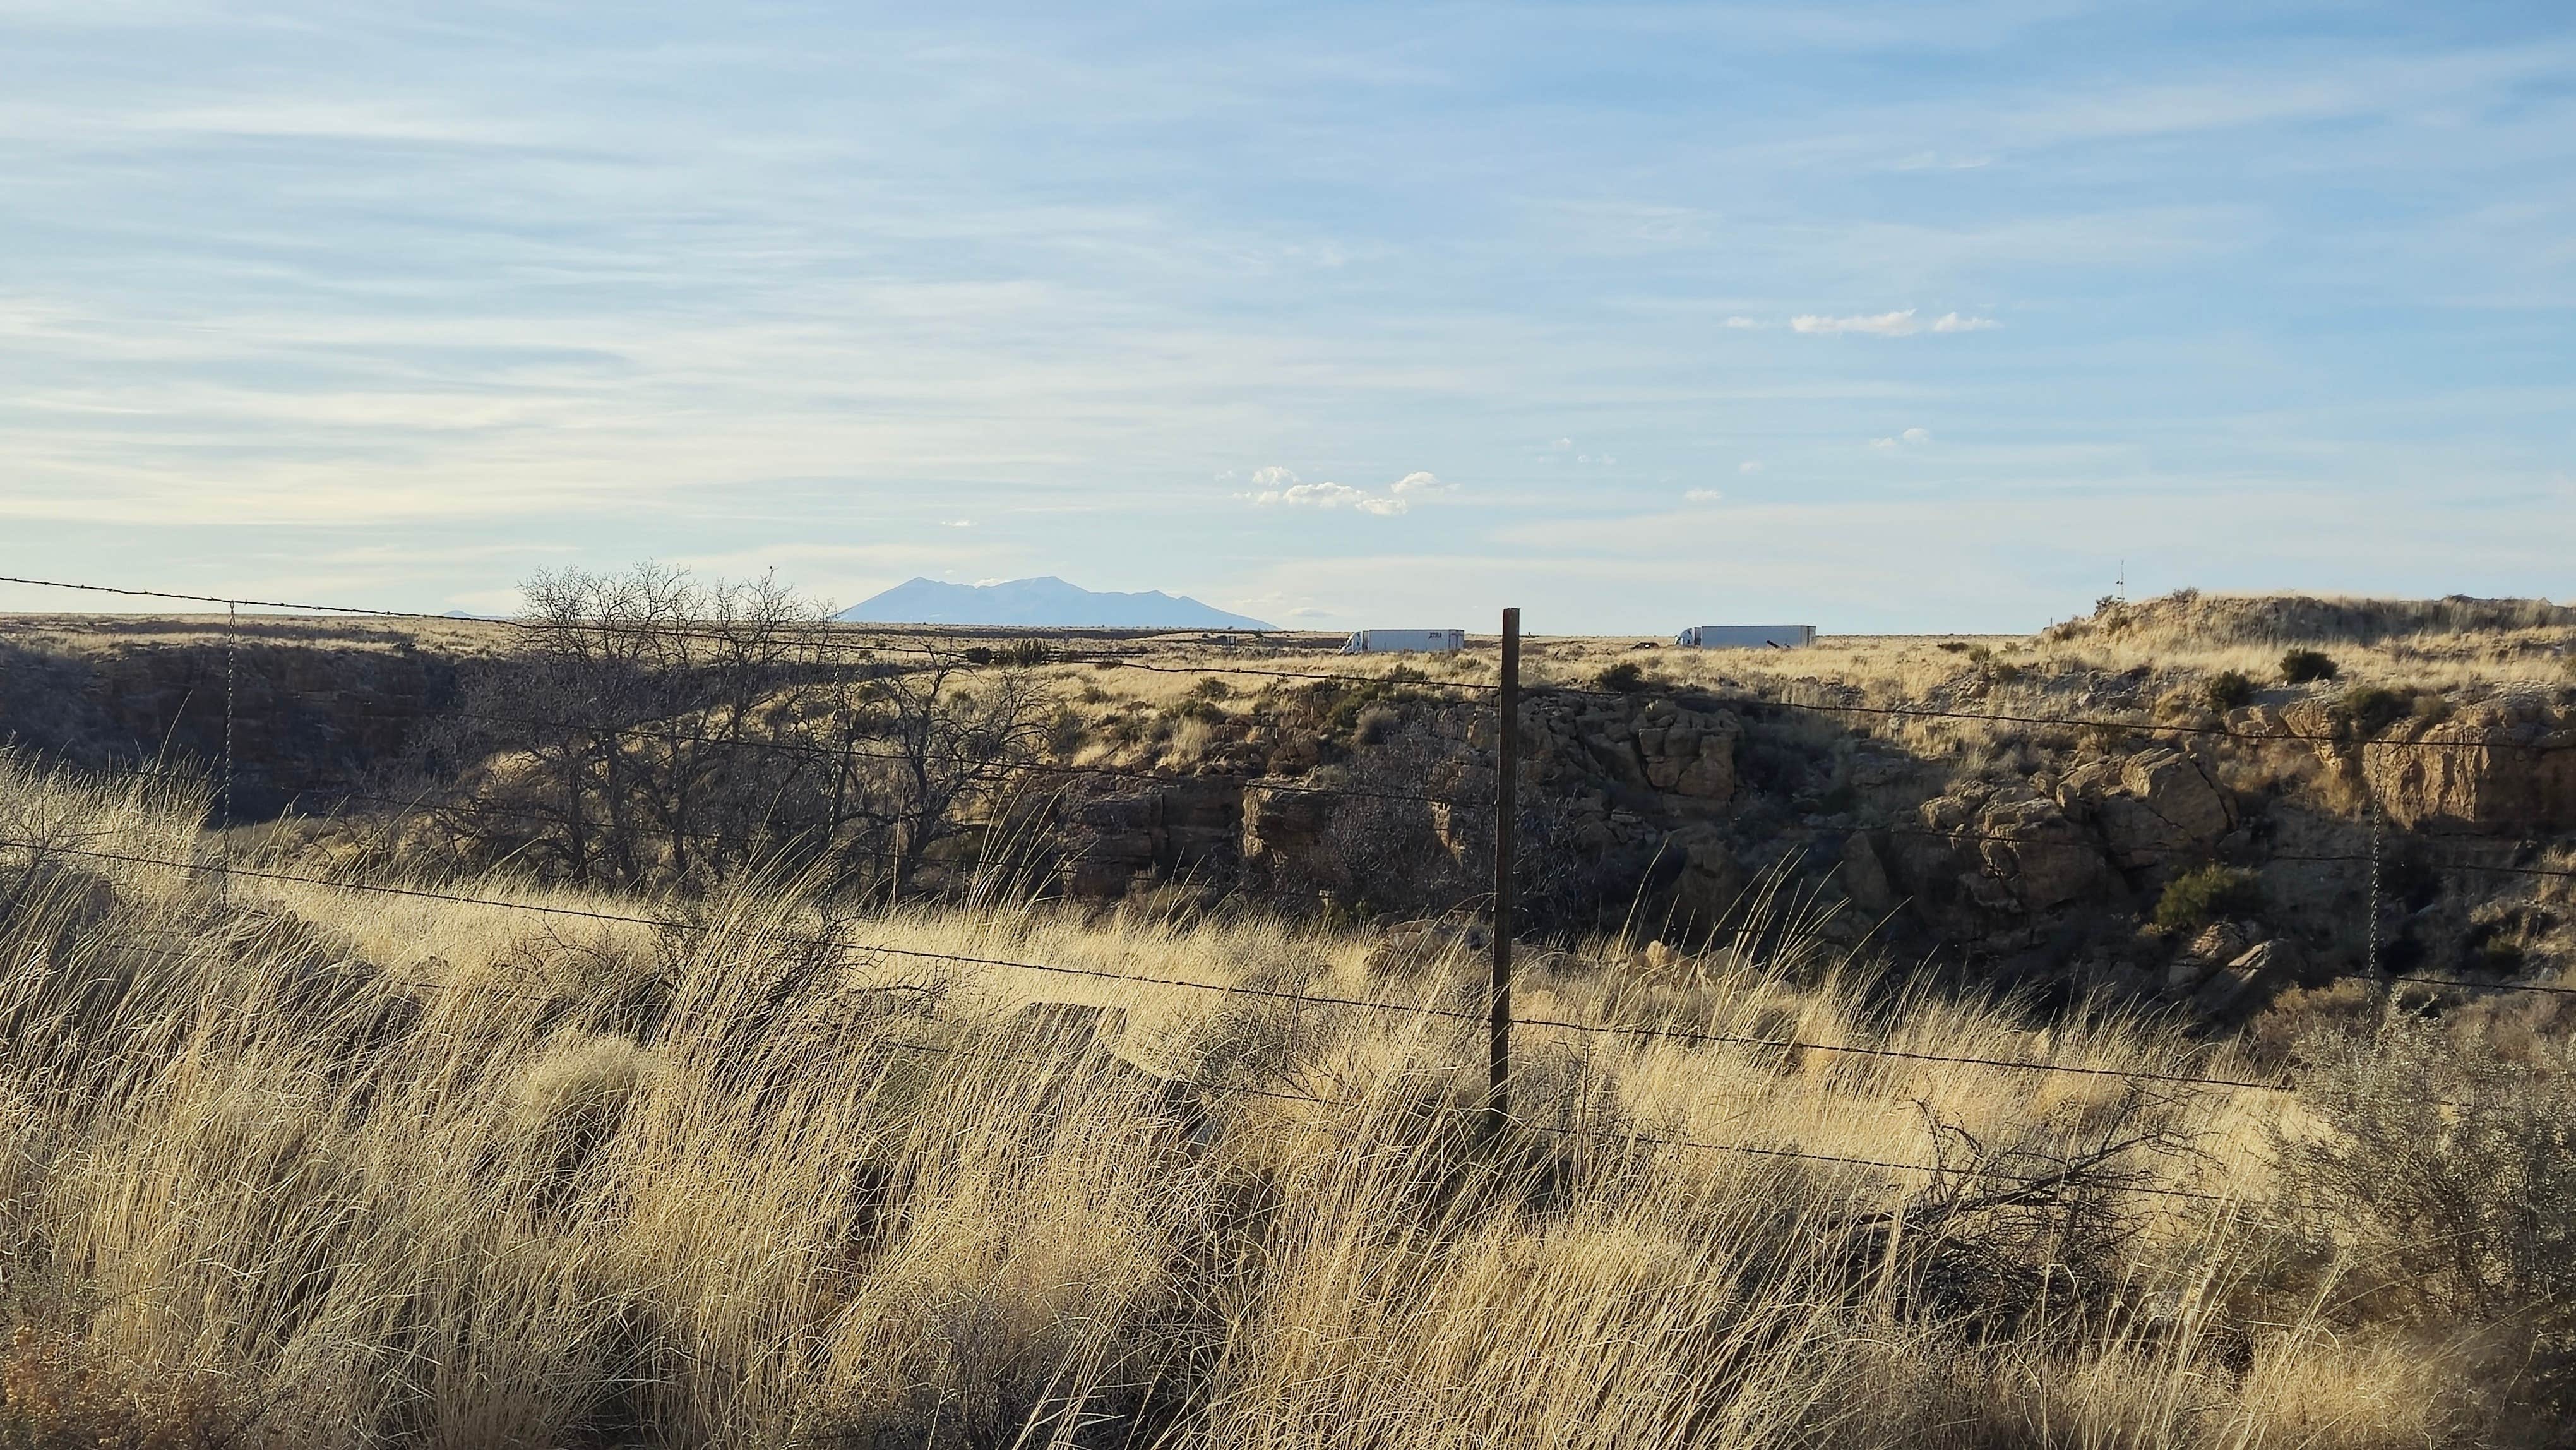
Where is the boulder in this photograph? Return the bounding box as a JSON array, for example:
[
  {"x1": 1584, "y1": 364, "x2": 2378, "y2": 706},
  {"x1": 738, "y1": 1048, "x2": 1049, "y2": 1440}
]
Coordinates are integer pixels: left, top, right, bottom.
[
  {"x1": 2164, "y1": 922, "x2": 2249, "y2": 992},
  {"x1": 1839, "y1": 832, "x2": 1896, "y2": 914},
  {"x1": 2061, "y1": 747, "x2": 2233, "y2": 866},
  {"x1": 2193, "y1": 939, "x2": 2303, "y2": 1016},
  {"x1": 2188, "y1": 921, "x2": 2251, "y2": 962},
  {"x1": 1974, "y1": 795, "x2": 2106, "y2": 911}
]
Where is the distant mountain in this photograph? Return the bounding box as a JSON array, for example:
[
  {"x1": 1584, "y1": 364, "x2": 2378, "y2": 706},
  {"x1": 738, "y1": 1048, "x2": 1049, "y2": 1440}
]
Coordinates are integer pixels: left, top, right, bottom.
[{"x1": 835, "y1": 577, "x2": 1273, "y2": 630}]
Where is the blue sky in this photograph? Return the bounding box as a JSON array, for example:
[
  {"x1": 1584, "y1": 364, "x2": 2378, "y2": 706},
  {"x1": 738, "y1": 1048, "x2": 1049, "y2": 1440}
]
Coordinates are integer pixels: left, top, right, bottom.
[{"x1": 1, "y1": 1, "x2": 2570, "y2": 632}]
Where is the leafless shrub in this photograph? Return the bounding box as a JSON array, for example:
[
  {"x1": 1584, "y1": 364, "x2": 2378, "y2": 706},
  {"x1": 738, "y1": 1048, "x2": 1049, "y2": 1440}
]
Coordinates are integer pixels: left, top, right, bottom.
[
  {"x1": 1854, "y1": 1087, "x2": 2203, "y2": 1337},
  {"x1": 419, "y1": 563, "x2": 1046, "y2": 901}
]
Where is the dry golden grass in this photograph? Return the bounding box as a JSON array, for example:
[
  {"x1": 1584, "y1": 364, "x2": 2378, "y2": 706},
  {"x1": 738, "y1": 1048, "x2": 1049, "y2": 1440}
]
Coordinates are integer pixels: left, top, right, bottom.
[{"x1": 0, "y1": 748, "x2": 2567, "y2": 1446}]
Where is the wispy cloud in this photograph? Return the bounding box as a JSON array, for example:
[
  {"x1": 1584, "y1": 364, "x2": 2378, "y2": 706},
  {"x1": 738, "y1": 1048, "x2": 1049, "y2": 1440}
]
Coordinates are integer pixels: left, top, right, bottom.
[
  {"x1": 1244, "y1": 467, "x2": 1445, "y2": 516},
  {"x1": 1791, "y1": 309, "x2": 1999, "y2": 336},
  {"x1": 1255, "y1": 481, "x2": 1368, "y2": 507},
  {"x1": 1683, "y1": 488, "x2": 1726, "y2": 503},
  {"x1": 1738, "y1": 459, "x2": 1764, "y2": 474}
]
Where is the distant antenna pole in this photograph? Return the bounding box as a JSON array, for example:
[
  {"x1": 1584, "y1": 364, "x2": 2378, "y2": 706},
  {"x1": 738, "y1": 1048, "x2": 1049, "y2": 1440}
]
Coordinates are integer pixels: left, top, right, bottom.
[
  {"x1": 2117, "y1": 558, "x2": 2126, "y2": 604},
  {"x1": 1488, "y1": 606, "x2": 1519, "y2": 1142}
]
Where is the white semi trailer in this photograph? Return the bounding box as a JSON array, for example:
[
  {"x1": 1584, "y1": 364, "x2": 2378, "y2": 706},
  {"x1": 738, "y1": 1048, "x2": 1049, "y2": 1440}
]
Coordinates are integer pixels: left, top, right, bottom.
[
  {"x1": 1674, "y1": 625, "x2": 1816, "y2": 649},
  {"x1": 1339, "y1": 628, "x2": 1467, "y2": 654}
]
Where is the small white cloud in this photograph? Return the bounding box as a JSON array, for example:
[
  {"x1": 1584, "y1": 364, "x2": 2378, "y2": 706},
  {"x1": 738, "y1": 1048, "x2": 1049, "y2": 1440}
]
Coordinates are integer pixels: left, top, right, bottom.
[
  {"x1": 1249, "y1": 464, "x2": 1300, "y2": 488},
  {"x1": 1683, "y1": 488, "x2": 1726, "y2": 503},
  {"x1": 941, "y1": 519, "x2": 974, "y2": 528},
  {"x1": 1553, "y1": 437, "x2": 1572, "y2": 449},
  {"x1": 1724, "y1": 316, "x2": 1762, "y2": 330},
  {"x1": 1261, "y1": 481, "x2": 1367, "y2": 507},
  {"x1": 1872, "y1": 428, "x2": 1932, "y2": 450},
  {"x1": 1794, "y1": 309, "x2": 1922, "y2": 337},
  {"x1": 1737, "y1": 459, "x2": 1763, "y2": 474},
  {"x1": 1791, "y1": 309, "x2": 1999, "y2": 337},
  {"x1": 1246, "y1": 469, "x2": 1440, "y2": 515},
  {"x1": 1900, "y1": 427, "x2": 1933, "y2": 444},
  {"x1": 1870, "y1": 437, "x2": 1899, "y2": 449}
]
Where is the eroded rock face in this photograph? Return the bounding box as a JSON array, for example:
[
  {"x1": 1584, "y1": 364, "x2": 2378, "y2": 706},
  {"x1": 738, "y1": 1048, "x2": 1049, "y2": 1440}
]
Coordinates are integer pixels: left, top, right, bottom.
[
  {"x1": 1525, "y1": 695, "x2": 1741, "y2": 811},
  {"x1": 1840, "y1": 832, "x2": 1896, "y2": 915},
  {"x1": 1241, "y1": 783, "x2": 1332, "y2": 872},
  {"x1": 0, "y1": 638, "x2": 460, "y2": 819},
  {"x1": 2058, "y1": 747, "x2": 2233, "y2": 868},
  {"x1": 1666, "y1": 824, "x2": 1746, "y2": 930},
  {"x1": 1633, "y1": 703, "x2": 1741, "y2": 803},
  {"x1": 2361, "y1": 709, "x2": 2576, "y2": 836},
  {"x1": 1058, "y1": 781, "x2": 1246, "y2": 898},
  {"x1": 1972, "y1": 791, "x2": 2106, "y2": 911},
  {"x1": 1902, "y1": 784, "x2": 2109, "y2": 918}
]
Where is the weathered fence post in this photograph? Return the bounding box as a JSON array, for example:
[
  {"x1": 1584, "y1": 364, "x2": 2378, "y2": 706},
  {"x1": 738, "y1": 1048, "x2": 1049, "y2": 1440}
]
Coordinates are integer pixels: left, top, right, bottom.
[{"x1": 1488, "y1": 606, "x2": 1518, "y2": 1141}]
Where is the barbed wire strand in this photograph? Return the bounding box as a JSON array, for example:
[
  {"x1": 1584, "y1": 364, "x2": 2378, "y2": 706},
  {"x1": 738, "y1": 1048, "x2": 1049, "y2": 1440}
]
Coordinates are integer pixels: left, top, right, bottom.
[
  {"x1": 861, "y1": 1037, "x2": 2229, "y2": 1201},
  {"x1": 12, "y1": 837, "x2": 2527, "y2": 1099}
]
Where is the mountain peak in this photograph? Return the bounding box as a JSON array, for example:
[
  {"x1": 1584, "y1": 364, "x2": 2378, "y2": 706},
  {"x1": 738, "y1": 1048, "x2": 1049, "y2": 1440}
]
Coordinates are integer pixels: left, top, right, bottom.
[{"x1": 834, "y1": 577, "x2": 1272, "y2": 630}]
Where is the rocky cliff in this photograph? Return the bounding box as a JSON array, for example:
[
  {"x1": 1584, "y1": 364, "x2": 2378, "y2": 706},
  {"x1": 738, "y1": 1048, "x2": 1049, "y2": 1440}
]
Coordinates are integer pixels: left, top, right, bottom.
[{"x1": 0, "y1": 630, "x2": 461, "y2": 819}]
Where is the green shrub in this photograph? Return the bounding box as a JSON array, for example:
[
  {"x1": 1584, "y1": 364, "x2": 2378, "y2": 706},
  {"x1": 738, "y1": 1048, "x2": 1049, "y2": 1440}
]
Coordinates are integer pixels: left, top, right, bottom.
[
  {"x1": 1594, "y1": 661, "x2": 1646, "y2": 693},
  {"x1": 2204, "y1": 671, "x2": 2255, "y2": 710},
  {"x1": 2153, "y1": 864, "x2": 2262, "y2": 931},
  {"x1": 2334, "y1": 686, "x2": 2411, "y2": 738},
  {"x1": 2280, "y1": 648, "x2": 2337, "y2": 684}
]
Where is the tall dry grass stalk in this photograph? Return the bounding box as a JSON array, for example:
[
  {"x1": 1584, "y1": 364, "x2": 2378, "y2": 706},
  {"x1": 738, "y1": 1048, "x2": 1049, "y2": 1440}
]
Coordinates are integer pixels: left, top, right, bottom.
[{"x1": 0, "y1": 747, "x2": 2560, "y2": 1446}]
